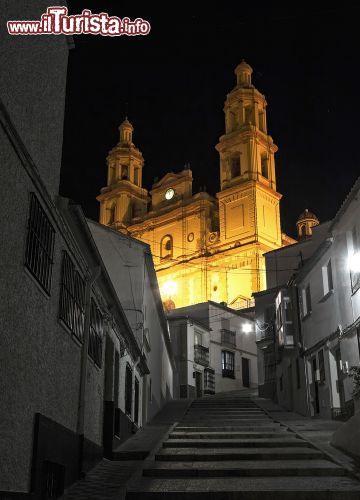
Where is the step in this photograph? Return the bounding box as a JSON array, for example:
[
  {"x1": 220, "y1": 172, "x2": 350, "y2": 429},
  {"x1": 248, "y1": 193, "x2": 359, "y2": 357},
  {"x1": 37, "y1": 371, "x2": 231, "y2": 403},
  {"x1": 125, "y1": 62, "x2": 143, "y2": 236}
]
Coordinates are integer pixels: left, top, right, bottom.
[
  {"x1": 169, "y1": 432, "x2": 296, "y2": 439},
  {"x1": 142, "y1": 460, "x2": 346, "y2": 478},
  {"x1": 155, "y1": 447, "x2": 324, "y2": 461},
  {"x1": 163, "y1": 438, "x2": 308, "y2": 449},
  {"x1": 182, "y1": 415, "x2": 270, "y2": 420},
  {"x1": 176, "y1": 424, "x2": 284, "y2": 430},
  {"x1": 180, "y1": 419, "x2": 272, "y2": 424},
  {"x1": 186, "y1": 411, "x2": 265, "y2": 415},
  {"x1": 175, "y1": 425, "x2": 285, "y2": 432},
  {"x1": 126, "y1": 476, "x2": 360, "y2": 499}
]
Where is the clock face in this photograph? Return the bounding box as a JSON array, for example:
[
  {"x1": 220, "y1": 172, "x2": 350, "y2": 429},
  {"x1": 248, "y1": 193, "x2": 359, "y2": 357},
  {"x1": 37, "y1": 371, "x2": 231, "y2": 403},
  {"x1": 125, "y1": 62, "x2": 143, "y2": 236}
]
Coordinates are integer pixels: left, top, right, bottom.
[{"x1": 165, "y1": 188, "x2": 175, "y2": 200}]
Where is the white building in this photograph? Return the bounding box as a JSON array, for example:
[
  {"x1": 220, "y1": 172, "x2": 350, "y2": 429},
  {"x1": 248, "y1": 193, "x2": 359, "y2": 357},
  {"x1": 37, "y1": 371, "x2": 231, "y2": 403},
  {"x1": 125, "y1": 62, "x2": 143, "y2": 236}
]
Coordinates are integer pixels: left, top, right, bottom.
[
  {"x1": 88, "y1": 220, "x2": 176, "y2": 424},
  {"x1": 254, "y1": 178, "x2": 360, "y2": 422},
  {"x1": 168, "y1": 301, "x2": 257, "y2": 395},
  {"x1": 168, "y1": 316, "x2": 213, "y2": 398}
]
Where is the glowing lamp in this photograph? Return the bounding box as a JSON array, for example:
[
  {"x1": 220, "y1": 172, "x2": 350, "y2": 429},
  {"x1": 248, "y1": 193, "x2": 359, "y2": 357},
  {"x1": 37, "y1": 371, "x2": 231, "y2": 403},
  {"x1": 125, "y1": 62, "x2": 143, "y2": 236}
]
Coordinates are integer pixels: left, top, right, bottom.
[
  {"x1": 162, "y1": 280, "x2": 177, "y2": 297},
  {"x1": 349, "y1": 252, "x2": 360, "y2": 273},
  {"x1": 242, "y1": 323, "x2": 252, "y2": 334}
]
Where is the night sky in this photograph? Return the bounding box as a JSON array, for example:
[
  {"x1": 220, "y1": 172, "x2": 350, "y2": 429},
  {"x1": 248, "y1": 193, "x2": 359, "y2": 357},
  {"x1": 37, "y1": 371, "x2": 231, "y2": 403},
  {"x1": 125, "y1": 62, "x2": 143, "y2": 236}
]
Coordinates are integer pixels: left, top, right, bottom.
[{"x1": 61, "y1": 2, "x2": 360, "y2": 238}]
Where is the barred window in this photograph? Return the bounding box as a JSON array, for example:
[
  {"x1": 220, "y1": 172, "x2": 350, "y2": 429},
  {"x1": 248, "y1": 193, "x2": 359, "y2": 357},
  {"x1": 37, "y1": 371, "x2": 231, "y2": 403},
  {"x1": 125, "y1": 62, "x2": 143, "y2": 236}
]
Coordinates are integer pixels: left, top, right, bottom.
[
  {"x1": 25, "y1": 193, "x2": 55, "y2": 293},
  {"x1": 89, "y1": 299, "x2": 103, "y2": 367},
  {"x1": 222, "y1": 350, "x2": 235, "y2": 378},
  {"x1": 59, "y1": 251, "x2": 85, "y2": 341},
  {"x1": 125, "y1": 363, "x2": 132, "y2": 416}
]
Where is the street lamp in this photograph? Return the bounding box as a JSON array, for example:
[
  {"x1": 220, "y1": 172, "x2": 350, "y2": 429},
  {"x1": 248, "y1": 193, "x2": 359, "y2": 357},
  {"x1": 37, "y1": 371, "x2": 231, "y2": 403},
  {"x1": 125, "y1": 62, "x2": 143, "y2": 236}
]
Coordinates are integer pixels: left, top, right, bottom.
[
  {"x1": 242, "y1": 323, "x2": 253, "y2": 334},
  {"x1": 349, "y1": 251, "x2": 360, "y2": 273}
]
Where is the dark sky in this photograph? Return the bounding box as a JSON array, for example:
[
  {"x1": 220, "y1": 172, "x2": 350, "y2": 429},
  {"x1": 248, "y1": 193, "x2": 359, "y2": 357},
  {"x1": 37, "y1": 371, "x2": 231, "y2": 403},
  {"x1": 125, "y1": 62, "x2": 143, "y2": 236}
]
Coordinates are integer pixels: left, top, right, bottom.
[{"x1": 61, "y1": 2, "x2": 360, "y2": 238}]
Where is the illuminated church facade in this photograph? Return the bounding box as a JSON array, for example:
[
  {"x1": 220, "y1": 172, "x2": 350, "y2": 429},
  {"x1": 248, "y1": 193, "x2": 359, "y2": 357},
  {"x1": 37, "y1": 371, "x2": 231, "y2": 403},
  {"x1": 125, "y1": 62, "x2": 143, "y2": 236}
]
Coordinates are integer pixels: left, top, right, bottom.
[{"x1": 97, "y1": 61, "x2": 296, "y2": 309}]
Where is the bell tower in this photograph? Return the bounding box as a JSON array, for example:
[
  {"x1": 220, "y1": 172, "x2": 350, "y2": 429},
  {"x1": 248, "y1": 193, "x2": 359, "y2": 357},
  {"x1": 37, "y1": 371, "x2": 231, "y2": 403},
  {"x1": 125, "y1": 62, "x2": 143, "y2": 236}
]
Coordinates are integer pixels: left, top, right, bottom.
[
  {"x1": 97, "y1": 118, "x2": 149, "y2": 230},
  {"x1": 216, "y1": 61, "x2": 282, "y2": 250}
]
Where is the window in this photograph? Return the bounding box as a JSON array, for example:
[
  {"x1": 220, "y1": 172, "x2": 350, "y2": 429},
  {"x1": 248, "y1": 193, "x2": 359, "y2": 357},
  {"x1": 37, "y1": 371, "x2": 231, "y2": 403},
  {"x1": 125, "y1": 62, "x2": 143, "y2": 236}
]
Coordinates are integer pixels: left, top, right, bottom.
[
  {"x1": 107, "y1": 203, "x2": 116, "y2": 225},
  {"x1": 121, "y1": 165, "x2": 128, "y2": 180},
  {"x1": 149, "y1": 378, "x2": 152, "y2": 402},
  {"x1": 322, "y1": 259, "x2": 333, "y2": 295},
  {"x1": 296, "y1": 358, "x2": 301, "y2": 389},
  {"x1": 222, "y1": 350, "x2": 235, "y2": 378},
  {"x1": 59, "y1": 251, "x2": 85, "y2": 341},
  {"x1": 25, "y1": 193, "x2": 55, "y2": 293},
  {"x1": 134, "y1": 377, "x2": 140, "y2": 425},
  {"x1": 125, "y1": 363, "x2": 132, "y2": 416},
  {"x1": 245, "y1": 106, "x2": 253, "y2": 124},
  {"x1": 261, "y1": 155, "x2": 269, "y2": 178},
  {"x1": 134, "y1": 167, "x2": 140, "y2": 186},
  {"x1": 318, "y1": 349, "x2": 326, "y2": 382},
  {"x1": 350, "y1": 227, "x2": 360, "y2": 293},
  {"x1": 230, "y1": 154, "x2": 241, "y2": 178},
  {"x1": 259, "y1": 111, "x2": 265, "y2": 132},
  {"x1": 88, "y1": 299, "x2": 103, "y2": 367},
  {"x1": 160, "y1": 235, "x2": 173, "y2": 258},
  {"x1": 301, "y1": 284, "x2": 312, "y2": 317},
  {"x1": 194, "y1": 330, "x2": 202, "y2": 346}
]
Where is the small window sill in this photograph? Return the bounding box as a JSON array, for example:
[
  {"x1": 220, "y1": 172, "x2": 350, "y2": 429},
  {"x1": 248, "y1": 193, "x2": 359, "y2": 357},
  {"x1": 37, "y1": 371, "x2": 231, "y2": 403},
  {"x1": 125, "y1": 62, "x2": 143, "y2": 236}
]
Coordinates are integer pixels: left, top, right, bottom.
[
  {"x1": 301, "y1": 312, "x2": 312, "y2": 322},
  {"x1": 319, "y1": 289, "x2": 334, "y2": 303}
]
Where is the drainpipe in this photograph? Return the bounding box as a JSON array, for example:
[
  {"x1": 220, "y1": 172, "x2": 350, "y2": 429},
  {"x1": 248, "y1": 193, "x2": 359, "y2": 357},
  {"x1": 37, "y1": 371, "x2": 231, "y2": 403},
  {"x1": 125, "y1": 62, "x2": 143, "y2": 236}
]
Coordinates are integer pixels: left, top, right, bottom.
[{"x1": 77, "y1": 267, "x2": 101, "y2": 474}]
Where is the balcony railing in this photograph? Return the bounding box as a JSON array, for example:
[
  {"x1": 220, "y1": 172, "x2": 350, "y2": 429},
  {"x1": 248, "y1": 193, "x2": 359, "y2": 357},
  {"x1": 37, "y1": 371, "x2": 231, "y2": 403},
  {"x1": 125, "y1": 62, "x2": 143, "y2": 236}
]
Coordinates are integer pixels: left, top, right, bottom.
[
  {"x1": 194, "y1": 344, "x2": 209, "y2": 366},
  {"x1": 221, "y1": 328, "x2": 236, "y2": 346}
]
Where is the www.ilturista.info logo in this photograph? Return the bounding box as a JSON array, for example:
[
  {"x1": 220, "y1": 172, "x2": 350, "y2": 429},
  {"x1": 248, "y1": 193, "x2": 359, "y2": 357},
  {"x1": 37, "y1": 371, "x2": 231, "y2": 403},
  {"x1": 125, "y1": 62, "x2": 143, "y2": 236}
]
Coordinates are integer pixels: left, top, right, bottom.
[{"x1": 7, "y1": 6, "x2": 151, "y2": 36}]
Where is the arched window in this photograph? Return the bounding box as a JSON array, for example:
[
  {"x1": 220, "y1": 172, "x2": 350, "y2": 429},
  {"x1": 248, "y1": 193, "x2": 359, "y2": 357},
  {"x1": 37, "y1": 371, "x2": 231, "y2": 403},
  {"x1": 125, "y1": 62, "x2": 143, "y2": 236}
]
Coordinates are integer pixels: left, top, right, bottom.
[
  {"x1": 161, "y1": 235, "x2": 173, "y2": 259},
  {"x1": 121, "y1": 165, "x2": 128, "y2": 180},
  {"x1": 230, "y1": 154, "x2": 241, "y2": 179},
  {"x1": 107, "y1": 202, "x2": 116, "y2": 225}
]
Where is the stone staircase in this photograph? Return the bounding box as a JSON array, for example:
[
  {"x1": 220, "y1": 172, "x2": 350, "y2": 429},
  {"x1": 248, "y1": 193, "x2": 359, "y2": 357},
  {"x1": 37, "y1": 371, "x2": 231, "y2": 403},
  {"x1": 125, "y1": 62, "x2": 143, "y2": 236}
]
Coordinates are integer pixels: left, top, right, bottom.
[{"x1": 126, "y1": 393, "x2": 360, "y2": 499}]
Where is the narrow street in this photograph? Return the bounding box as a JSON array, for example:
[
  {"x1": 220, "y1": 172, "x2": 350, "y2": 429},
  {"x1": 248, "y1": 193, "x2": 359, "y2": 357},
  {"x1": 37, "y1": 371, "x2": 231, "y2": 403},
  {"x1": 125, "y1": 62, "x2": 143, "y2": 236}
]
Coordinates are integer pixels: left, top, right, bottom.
[{"x1": 126, "y1": 392, "x2": 360, "y2": 499}]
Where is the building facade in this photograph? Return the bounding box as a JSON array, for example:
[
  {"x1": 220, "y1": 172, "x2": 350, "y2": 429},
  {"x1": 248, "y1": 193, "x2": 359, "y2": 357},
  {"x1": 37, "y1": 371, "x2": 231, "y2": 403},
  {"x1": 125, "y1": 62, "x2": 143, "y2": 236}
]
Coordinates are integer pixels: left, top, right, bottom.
[
  {"x1": 0, "y1": 3, "x2": 175, "y2": 497},
  {"x1": 168, "y1": 316, "x2": 213, "y2": 398},
  {"x1": 254, "y1": 179, "x2": 360, "y2": 421},
  {"x1": 88, "y1": 220, "x2": 175, "y2": 423},
  {"x1": 97, "y1": 62, "x2": 296, "y2": 310},
  {"x1": 169, "y1": 301, "x2": 258, "y2": 395}
]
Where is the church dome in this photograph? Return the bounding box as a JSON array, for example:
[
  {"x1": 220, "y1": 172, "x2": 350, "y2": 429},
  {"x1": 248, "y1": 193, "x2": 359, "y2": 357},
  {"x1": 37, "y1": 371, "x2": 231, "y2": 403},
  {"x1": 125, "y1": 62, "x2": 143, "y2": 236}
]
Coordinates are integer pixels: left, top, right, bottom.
[
  {"x1": 296, "y1": 209, "x2": 319, "y2": 240},
  {"x1": 297, "y1": 208, "x2": 319, "y2": 223}
]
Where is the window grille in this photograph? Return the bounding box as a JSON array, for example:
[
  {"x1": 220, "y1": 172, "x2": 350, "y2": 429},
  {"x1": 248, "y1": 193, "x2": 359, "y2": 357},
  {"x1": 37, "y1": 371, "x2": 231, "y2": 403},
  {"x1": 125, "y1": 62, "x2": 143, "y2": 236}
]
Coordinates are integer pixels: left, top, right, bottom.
[
  {"x1": 222, "y1": 350, "x2": 235, "y2": 378},
  {"x1": 25, "y1": 193, "x2": 55, "y2": 293},
  {"x1": 88, "y1": 298, "x2": 103, "y2": 367},
  {"x1": 41, "y1": 461, "x2": 65, "y2": 499},
  {"x1": 59, "y1": 251, "x2": 85, "y2": 341},
  {"x1": 125, "y1": 363, "x2": 132, "y2": 416}
]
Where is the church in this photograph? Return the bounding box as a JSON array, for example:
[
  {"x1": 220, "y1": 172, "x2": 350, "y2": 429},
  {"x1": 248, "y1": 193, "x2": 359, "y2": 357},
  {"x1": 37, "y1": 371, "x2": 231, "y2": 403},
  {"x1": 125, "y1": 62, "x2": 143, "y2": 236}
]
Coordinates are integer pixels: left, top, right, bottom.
[{"x1": 97, "y1": 61, "x2": 297, "y2": 309}]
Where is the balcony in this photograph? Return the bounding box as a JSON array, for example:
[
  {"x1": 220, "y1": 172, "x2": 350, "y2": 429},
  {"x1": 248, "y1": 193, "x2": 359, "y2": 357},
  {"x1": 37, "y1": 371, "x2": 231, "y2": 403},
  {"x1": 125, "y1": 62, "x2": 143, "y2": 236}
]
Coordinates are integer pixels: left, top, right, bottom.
[
  {"x1": 221, "y1": 328, "x2": 236, "y2": 346},
  {"x1": 194, "y1": 345, "x2": 209, "y2": 366},
  {"x1": 256, "y1": 325, "x2": 274, "y2": 350}
]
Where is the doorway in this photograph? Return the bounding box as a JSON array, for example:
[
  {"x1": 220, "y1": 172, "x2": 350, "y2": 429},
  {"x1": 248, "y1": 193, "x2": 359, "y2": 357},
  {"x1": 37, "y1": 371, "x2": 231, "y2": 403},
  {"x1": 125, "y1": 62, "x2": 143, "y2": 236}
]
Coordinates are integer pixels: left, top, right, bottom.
[
  {"x1": 242, "y1": 357, "x2": 250, "y2": 388},
  {"x1": 195, "y1": 371, "x2": 203, "y2": 398},
  {"x1": 311, "y1": 357, "x2": 320, "y2": 414},
  {"x1": 335, "y1": 348, "x2": 345, "y2": 408}
]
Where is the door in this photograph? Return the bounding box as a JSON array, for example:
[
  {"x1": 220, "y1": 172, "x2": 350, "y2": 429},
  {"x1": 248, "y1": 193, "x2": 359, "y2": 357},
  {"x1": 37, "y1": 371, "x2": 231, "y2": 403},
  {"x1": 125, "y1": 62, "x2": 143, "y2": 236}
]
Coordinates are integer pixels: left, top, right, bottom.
[
  {"x1": 195, "y1": 371, "x2": 203, "y2": 398},
  {"x1": 134, "y1": 377, "x2": 140, "y2": 426},
  {"x1": 335, "y1": 348, "x2": 345, "y2": 408},
  {"x1": 311, "y1": 357, "x2": 320, "y2": 414},
  {"x1": 242, "y1": 357, "x2": 250, "y2": 388}
]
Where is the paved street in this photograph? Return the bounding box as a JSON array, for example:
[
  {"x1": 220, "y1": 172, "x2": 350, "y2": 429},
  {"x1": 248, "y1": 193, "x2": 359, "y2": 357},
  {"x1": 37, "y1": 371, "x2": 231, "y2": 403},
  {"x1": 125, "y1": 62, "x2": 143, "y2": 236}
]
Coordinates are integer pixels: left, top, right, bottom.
[{"x1": 62, "y1": 391, "x2": 360, "y2": 499}]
